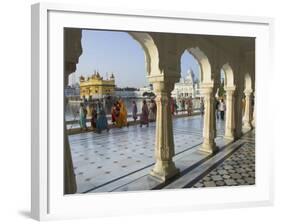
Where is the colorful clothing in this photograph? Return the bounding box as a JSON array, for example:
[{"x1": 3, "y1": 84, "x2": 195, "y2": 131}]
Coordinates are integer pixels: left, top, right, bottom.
[
  {"x1": 140, "y1": 103, "x2": 149, "y2": 126},
  {"x1": 79, "y1": 106, "x2": 87, "y2": 129},
  {"x1": 111, "y1": 106, "x2": 117, "y2": 124},
  {"x1": 96, "y1": 104, "x2": 108, "y2": 132},
  {"x1": 91, "y1": 108, "x2": 97, "y2": 128},
  {"x1": 219, "y1": 101, "x2": 226, "y2": 120},
  {"x1": 116, "y1": 101, "x2": 128, "y2": 127},
  {"x1": 187, "y1": 98, "x2": 193, "y2": 116},
  {"x1": 180, "y1": 100, "x2": 185, "y2": 112},
  {"x1": 148, "y1": 101, "x2": 156, "y2": 121},
  {"x1": 132, "y1": 103, "x2": 138, "y2": 121}
]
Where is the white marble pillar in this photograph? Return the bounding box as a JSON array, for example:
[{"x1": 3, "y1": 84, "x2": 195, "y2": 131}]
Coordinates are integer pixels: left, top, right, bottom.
[
  {"x1": 150, "y1": 81, "x2": 179, "y2": 181},
  {"x1": 234, "y1": 92, "x2": 243, "y2": 139},
  {"x1": 243, "y1": 89, "x2": 253, "y2": 130},
  {"x1": 200, "y1": 86, "x2": 217, "y2": 153},
  {"x1": 63, "y1": 28, "x2": 82, "y2": 194},
  {"x1": 224, "y1": 87, "x2": 236, "y2": 140}
]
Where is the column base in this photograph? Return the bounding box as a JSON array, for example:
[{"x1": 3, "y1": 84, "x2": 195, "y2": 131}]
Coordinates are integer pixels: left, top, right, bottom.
[
  {"x1": 199, "y1": 141, "x2": 218, "y2": 154},
  {"x1": 251, "y1": 119, "x2": 255, "y2": 128},
  {"x1": 243, "y1": 122, "x2": 253, "y2": 130},
  {"x1": 234, "y1": 131, "x2": 243, "y2": 140},
  {"x1": 224, "y1": 135, "x2": 235, "y2": 141},
  {"x1": 224, "y1": 129, "x2": 235, "y2": 141},
  {"x1": 150, "y1": 160, "x2": 180, "y2": 182}
]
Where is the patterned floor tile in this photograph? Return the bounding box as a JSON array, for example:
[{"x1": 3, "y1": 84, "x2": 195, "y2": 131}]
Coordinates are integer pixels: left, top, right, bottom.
[{"x1": 191, "y1": 139, "x2": 255, "y2": 188}]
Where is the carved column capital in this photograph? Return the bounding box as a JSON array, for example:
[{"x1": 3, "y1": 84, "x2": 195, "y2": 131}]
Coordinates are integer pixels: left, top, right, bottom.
[{"x1": 244, "y1": 89, "x2": 253, "y2": 96}]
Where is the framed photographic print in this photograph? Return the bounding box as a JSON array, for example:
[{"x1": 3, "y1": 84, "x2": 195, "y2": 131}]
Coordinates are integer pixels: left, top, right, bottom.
[{"x1": 31, "y1": 2, "x2": 274, "y2": 221}]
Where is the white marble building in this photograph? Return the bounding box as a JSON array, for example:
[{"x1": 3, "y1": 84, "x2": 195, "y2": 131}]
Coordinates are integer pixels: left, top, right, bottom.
[{"x1": 172, "y1": 69, "x2": 199, "y2": 99}]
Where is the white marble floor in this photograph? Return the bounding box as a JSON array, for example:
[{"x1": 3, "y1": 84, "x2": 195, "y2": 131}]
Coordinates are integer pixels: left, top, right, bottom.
[
  {"x1": 192, "y1": 131, "x2": 255, "y2": 187},
  {"x1": 68, "y1": 115, "x2": 227, "y2": 193}
]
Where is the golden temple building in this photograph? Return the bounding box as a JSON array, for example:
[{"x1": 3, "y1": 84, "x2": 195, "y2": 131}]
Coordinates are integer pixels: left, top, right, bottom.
[{"x1": 80, "y1": 72, "x2": 115, "y2": 99}]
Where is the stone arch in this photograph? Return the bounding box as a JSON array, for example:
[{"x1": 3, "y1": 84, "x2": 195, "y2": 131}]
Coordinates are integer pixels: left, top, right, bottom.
[
  {"x1": 221, "y1": 63, "x2": 236, "y2": 140},
  {"x1": 221, "y1": 63, "x2": 235, "y2": 88},
  {"x1": 128, "y1": 32, "x2": 161, "y2": 76},
  {"x1": 179, "y1": 47, "x2": 212, "y2": 84}
]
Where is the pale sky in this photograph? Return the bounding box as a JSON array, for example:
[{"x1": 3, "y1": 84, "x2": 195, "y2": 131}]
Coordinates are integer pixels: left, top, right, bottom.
[{"x1": 69, "y1": 29, "x2": 200, "y2": 87}]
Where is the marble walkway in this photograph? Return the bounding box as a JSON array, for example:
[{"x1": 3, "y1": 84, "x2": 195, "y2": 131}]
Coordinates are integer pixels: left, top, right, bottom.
[
  {"x1": 68, "y1": 115, "x2": 254, "y2": 193},
  {"x1": 191, "y1": 139, "x2": 255, "y2": 187}
]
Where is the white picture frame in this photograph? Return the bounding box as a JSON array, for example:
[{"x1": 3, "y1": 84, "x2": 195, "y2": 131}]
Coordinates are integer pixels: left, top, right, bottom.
[{"x1": 31, "y1": 2, "x2": 274, "y2": 221}]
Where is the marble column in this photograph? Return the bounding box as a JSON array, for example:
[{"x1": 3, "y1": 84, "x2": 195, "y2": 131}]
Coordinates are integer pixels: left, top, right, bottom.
[
  {"x1": 213, "y1": 83, "x2": 219, "y2": 139},
  {"x1": 234, "y1": 92, "x2": 243, "y2": 139},
  {"x1": 200, "y1": 86, "x2": 217, "y2": 153},
  {"x1": 224, "y1": 87, "x2": 236, "y2": 140},
  {"x1": 63, "y1": 28, "x2": 82, "y2": 194},
  {"x1": 243, "y1": 89, "x2": 253, "y2": 130},
  {"x1": 150, "y1": 81, "x2": 179, "y2": 181},
  {"x1": 64, "y1": 124, "x2": 77, "y2": 194}
]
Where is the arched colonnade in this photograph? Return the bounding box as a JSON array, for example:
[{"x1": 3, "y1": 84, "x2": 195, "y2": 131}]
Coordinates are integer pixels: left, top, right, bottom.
[{"x1": 64, "y1": 29, "x2": 255, "y2": 193}]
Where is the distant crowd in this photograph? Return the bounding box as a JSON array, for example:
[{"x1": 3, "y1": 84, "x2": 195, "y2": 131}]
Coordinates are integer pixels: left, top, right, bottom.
[
  {"x1": 77, "y1": 96, "x2": 202, "y2": 133},
  {"x1": 75, "y1": 94, "x2": 256, "y2": 134},
  {"x1": 78, "y1": 98, "x2": 157, "y2": 133}
]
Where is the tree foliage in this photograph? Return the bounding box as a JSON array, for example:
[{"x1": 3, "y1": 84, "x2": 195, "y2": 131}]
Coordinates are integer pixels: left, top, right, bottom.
[{"x1": 218, "y1": 82, "x2": 225, "y2": 97}]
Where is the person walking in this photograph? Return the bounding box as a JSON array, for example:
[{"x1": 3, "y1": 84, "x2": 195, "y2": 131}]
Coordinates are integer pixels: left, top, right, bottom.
[
  {"x1": 219, "y1": 98, "x2": 226, "y2": 120},
  {"x1": 140, "y1": 100, "x2": 149, "y2": 127},
  {"x1": 91, "y1": 105, "x2": 97, "y2": 130},
  {"x1": 187, "y1": 96, "x2": 193, "y2": 116},
  {"x1": 79, "y1": 102, "x2": 88, "y2": 131},
  {"x1": 132, "y1": 101, "x2": 138, "y2": 122},
  {"x1": 215, "y1": 98, "x2": 220, "y2": 119},
  {"x1": 148, "y1": 99, "x2": 156, "y2": 122},
  {"x1": 111, "y1": 103, "x2": 117, "y2": 125},
  {"x1": 96, "y1": 101, "x2": 109, "y2": 133},
  {"x1": 180, "y1": 99, "x2": 185, "y2": 114},
  {"x1": 116, "y1": 99, "x2": 128, "y2": 128},
  {"x1": 200, "y1": 98, "x2": 205, "y2": 116}
]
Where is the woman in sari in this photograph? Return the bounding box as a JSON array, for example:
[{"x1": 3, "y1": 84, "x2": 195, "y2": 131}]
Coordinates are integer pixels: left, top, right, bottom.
[
  {"x1": 96, "y1": 101, "x2": 109, "y2": 133},
  {"x1": 111, "y1": 103, "x2": 117, "y2": 125},
  {"x1": 148, "y1": 99, "x2": 156, "y2": 122},
  {"x1": 132, "y1": 101, "x2": 138, "y2": 122},
  {"x1": 91, "y1": 105, "x2": 97, "y2": 130},
  {"x1": 140, "y1": 100, "x2": 149, "y2": 127},
  {"x1": 79, "y1": 103, "x2": 87, "y2": 131},
  {"x1": 116, "y1": 100, "x2": 128, "y2": 128}
]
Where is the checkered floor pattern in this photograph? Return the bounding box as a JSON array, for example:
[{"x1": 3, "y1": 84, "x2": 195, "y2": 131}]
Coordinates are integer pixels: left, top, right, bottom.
[{"x1": 192, "y1": 141, "x2": 255, "y2": 188}]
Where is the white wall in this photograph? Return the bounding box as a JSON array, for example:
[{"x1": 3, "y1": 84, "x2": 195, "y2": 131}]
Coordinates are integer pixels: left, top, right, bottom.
[{"x1": 0, "y1": 0, "x2": 280, "y2": 224}]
